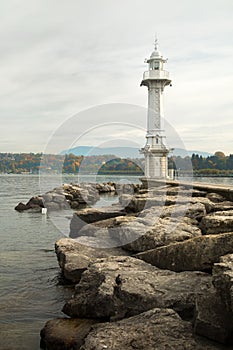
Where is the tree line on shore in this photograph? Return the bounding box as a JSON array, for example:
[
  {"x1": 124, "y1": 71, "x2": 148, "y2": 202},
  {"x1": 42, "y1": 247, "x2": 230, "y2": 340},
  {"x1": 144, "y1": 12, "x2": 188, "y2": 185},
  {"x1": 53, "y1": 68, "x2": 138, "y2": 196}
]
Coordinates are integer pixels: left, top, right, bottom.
[
  {"x1": 0, "y1": 151, "x2": 232, "y2": 176},
  {"x1": 170, "y1": 152, "x2": 233, "y2": 176}
]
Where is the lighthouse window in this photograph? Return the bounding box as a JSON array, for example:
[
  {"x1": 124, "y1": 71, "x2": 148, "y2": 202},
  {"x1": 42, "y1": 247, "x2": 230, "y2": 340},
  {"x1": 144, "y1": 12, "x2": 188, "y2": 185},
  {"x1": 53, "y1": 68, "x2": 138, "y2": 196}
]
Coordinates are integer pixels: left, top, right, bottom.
[
  {"x1": 156, "y1": 138, "x2": 158, "y2": 144},
  {"x1": 154, "y1": 62, "x2": 159, "y2": 70}
]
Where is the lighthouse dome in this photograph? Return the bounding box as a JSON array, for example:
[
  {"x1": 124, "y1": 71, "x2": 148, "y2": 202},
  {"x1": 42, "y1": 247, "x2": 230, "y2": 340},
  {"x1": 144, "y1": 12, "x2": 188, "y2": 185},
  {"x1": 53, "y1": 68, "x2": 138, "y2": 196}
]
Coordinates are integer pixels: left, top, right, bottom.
[{"x1": 150, "y1": 49, "x2": 161, "y2": 58}]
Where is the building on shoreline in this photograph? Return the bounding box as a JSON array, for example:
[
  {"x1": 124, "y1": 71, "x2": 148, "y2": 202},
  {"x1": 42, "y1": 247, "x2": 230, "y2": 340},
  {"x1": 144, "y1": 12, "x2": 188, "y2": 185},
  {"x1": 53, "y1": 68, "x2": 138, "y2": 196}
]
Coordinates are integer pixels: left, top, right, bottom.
[{"x1": 140, "y1": 38, "x2": 172, "y2": 179}]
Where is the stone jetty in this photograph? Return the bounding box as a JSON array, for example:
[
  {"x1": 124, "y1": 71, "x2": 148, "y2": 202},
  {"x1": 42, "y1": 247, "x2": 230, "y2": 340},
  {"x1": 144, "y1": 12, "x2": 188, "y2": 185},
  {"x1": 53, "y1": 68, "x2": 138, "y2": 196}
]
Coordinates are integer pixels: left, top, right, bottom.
[
  {"x1": 15, "y1": 182, "x2": 117, "y2": 212},
  {"x1": 18, "y1": 179, "x2": 233, "y2": 349}
]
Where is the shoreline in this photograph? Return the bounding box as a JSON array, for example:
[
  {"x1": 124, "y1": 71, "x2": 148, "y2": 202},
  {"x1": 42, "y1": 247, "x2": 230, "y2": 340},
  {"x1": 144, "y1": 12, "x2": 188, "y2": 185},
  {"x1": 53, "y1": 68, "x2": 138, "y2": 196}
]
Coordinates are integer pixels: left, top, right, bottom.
[{"x1": 15, "y1": 179, "x2": 233, "y2": 349}]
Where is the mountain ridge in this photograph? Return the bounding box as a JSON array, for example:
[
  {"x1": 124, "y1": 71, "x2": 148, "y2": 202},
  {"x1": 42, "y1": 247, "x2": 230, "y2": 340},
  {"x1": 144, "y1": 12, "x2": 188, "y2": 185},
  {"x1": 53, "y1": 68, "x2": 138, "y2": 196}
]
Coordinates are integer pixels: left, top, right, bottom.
[{"x1": 60, "y1": 146, "x2": 212, "y2": 158}]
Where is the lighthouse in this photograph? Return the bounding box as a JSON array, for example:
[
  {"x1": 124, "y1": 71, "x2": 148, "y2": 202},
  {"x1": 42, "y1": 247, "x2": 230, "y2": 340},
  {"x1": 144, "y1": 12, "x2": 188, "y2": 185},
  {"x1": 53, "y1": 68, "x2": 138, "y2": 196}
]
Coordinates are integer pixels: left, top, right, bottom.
[{"x1": 140, "y1": 38, "x2": 171, "y2": 178}]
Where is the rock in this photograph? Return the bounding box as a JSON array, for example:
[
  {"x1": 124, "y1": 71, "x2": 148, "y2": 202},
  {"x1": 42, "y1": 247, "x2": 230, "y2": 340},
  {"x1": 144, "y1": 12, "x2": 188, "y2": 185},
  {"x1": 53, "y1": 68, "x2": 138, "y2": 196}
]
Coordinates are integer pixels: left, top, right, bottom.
[
  {"x1": 52, "y1": 194, "x2": 66, "y2": 204},
  {"x1": 160, "y1": 202, "x2": 206, "y2": 221},
  {"x1": 42, "y1": 183, "x2": 113, "y2": 212},
  {"x1": 15, "y1": 202, "x2": 30, "y2": 211},
  {"x1": 136, "y1": 232, "x2": 233, "y2": 272},
  {"x1": 97, "y1": 183, "x2": 116, "y2": 193},
  {"x1": 182, "y1": 202, "x2": 207, "y2": 220},
  {"x1": 190, "y1": 197, "x2": 214, "y2": 213},
  {"x1": 110, "y1": 215, "x2": 201, "y2": 252},
  {"x1": 70, "y1": 201, "x2": 80, "y2": 209},
  {"x1": 200, "y1": 210, "x2": 233, "y2": 234},
  {"x1": 55, "y1": 238, "x2": 129, "y2": 283},
  {"x1": 119, "y1": 194, "x2": 147, "y2": 212},
  {"x1": 76, "y1": 222, "x2": 123, "y2": 248},
  {"x1": 45, "y1": 202, "x2": 62, "y2": 211},
  {"x1": 63, "y1": 256, "x2": 211, "y2": 320},
  {"x1": 119, "y1": 192, "x2": 208, "y2": 222},
  {"x1": 206, "y1": 192, "x2": 227, "y2": 203},
  {"x1": 15, "y1": 196, "x2": 45, "y2": 211},
  {"x1": 26, "y1": 196, "x2": 44, "y2": 207},
  {"x1": 80, "y1": 308, "x2": 223, "y2": 350},
  {"x1": 212, "y1": 201, "x2": 233, "y2": 212},
  {"x1": 194, "y1": 289, "x2": 233, "y2": 344},
  {"x1": 42, "y1": 193, "x2": 53, "y2": 202},
  {"x1": 212, "y1": 254, "x2": 233, "y2": 313},
  {"x1": 191, "y1": 189, "x2": 208, "y2": 197},
  {"x1": 70, "y1": 206, "x2": 126, "y2": 238},
  {"x1": 123, "y1": 194, "x2": 192, "y2": 213},
  {"x1": 40, "y1": 318, "x2": 98, "y2": 350}
]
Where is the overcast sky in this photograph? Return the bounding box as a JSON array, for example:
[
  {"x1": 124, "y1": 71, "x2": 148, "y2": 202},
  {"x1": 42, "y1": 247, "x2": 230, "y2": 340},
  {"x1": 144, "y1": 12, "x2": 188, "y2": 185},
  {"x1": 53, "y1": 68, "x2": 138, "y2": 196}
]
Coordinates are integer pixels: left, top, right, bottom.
[{"x1": 0, "y1": 0, "x2": 232, "y2": 155}]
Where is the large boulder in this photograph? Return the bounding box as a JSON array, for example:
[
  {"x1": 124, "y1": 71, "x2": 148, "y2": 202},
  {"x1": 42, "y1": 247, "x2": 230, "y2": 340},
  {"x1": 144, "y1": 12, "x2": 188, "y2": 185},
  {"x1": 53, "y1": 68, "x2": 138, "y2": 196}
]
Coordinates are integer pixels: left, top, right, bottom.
[
  {"x1": 40, "y1": 318, "x2": 98, "y2": 350},
  {"x1": 160, "y1": 202, "x2": 207, "y2": 221},
  {"x1": 55, "y1": 238, "x2": 129, "y2": 283},
  {"x1": 80, "y1": 308, "x2": 223, "y2": 350},
  {"x1": 200, "y1": 210, "x2": 233, "y2": 234},
  {"x1": 212, "y1": 201, "x2": 233, "y2": 212},
  {"x1": 15, "y1": 202, "x2": 30, "y2": 211},
  {"x1": 26, "y1": 195, "x2": 44, "y2": 207},
  {"x1": 63, "y1": 256, "x2": 211, "y2": 320},
  {"x1": 194, "y1": 289, "x2": 233, "y2": 345},
  {"x1": 136, "y1": 232, "x2": 233, "y2": 272},
  {"x1": 119, "y1": 192, "x2": 194, "y2": 213},
  {"x1": 110, "y1": 215, "x2": 201, "y2": 253},
  {"x1": 62, "y1": 183, "x2": 100, "y2": 205},
  {"x1": 70, "y1": 206, "x2": 126, "y2": 238},
  {"x1": 212, "y1": 253, "x2": 233, "y2": 313},
  {"x1": 15, "y1": 196, "x2": 44, "y2": 211},
  {"x1": 206, "y1": 192, "x2": 228, "y2": 203},
  {"x1": 190, "y1": 197, "x2": 214, "y2": 213},
  {"x1": 96, "y1": 182, "x2": 116, "y2": 193}
]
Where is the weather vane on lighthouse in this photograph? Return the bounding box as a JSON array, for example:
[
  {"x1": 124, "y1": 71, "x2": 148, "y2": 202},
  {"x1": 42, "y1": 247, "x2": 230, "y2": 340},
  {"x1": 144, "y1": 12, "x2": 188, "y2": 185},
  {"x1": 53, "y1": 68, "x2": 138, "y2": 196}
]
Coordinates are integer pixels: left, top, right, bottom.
[
  {"x1": 140, "y1": 36, "x2": 172, "y2": 179},
  {"x1": 154, "y1": 35, "x2": 158, "y2": 51}
]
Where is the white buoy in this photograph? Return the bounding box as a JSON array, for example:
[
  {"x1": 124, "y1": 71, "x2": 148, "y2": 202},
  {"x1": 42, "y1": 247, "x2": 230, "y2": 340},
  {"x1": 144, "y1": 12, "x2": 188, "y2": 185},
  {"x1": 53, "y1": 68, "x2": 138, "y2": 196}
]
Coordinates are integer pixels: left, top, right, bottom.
[{"x1": 41, "y1": 207, "x2": 47, "y2": 214}]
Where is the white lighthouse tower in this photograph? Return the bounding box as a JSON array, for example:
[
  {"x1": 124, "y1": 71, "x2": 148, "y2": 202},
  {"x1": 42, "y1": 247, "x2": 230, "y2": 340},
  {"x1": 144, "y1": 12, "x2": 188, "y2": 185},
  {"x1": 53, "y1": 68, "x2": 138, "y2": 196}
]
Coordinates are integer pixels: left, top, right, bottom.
[{"x1": 140, "y1": 38, "x2": 171, "y2": 178}]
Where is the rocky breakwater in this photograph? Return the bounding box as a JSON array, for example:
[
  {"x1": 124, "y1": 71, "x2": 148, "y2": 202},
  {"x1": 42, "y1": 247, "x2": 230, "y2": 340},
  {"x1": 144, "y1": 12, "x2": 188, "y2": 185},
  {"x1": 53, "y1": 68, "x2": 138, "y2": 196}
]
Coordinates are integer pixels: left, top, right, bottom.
[
  {"x1": 15, "y1": 182, "x2": 116, "y2": 212},
  {"x1": 40, "y1": 181, "x2": 233, "y2": 349}
]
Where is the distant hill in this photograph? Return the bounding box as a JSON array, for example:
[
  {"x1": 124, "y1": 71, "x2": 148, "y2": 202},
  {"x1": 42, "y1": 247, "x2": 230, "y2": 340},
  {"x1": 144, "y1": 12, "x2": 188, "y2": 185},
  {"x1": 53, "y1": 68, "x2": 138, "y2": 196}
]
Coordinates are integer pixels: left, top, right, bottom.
[
  {"x1": 60, "y1": 146, "x2": 212, "y2": 158},
  {"x1": 60, "y1": 146, "x2": 143, "y2": 158}
]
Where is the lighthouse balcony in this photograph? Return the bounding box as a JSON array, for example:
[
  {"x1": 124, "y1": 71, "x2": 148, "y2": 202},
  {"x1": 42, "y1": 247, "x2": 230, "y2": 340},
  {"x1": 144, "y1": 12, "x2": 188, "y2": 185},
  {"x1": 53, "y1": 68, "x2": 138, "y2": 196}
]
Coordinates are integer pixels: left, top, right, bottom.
[
  {"x1": 140, "y1": 144, "x2": 169, "y2": 155},
  {"x1": 142, "y1": 70, "x2": 170, "y2": 81}
]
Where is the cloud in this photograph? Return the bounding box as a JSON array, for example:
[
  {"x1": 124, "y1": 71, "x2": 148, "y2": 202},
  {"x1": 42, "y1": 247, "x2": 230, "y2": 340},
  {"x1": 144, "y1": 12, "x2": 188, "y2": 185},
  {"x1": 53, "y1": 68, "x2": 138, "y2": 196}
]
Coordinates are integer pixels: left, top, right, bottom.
[{"x1": 0, "y1": 0, "x2": 232, "y2": 154}]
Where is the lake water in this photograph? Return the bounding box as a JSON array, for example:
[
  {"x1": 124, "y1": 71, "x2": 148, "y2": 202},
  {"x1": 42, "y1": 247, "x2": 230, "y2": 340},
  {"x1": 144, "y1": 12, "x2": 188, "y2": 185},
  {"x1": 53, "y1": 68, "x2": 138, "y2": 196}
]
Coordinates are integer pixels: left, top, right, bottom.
[{"x1": 0, "y1": 174, "x2": 233, "y2": 349}]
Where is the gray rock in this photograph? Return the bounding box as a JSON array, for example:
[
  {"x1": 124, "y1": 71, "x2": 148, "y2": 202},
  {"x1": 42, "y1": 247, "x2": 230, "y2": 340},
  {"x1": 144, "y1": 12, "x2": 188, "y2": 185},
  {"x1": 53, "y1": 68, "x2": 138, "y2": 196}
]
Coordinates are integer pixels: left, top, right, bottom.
[
  {"x1": 42, "y1": 193, "x2": 53, "y2": 202},
  {"x1": 160, "y1": 202, "x2": 206, "y2": 221},
  {"x1": 26, "y1": 195, "x2": 44, "y2": 207},
  {"x1": 80, "y1": 308, "x2": 223, "y2": 350},
  {"x1": 212, "y1": 201, "x2": 233, "y2": 212},
  {"x1": 190, "y1": 197, "x2": 214, "y2": 213},
  {"x1": 96, "y1": 182, "x2": 116, "y2": 193},
  {"x1": 212, "y1": 253, "x2": 233, "y2": 313},
  {"x1": 136, "y1": 232, "x2": 233, "y2": 272},
  {"x1": 70, "y1": 200, "x2": 80, "y2": 209},
  {"x1": 52, "y1": 194, "x2": 66, "y2": 204},
  {"x1": 15, "y1": 202, "x2": 30, "y2": 211},
  {"x1": 206, "y1": 192, "x2": 228, "y2": 203},
  {"x1": 110, "y1": 215, "x2": 201, "y2": 252},
  {"x1": 55, "y1": 238, "x2": 129, "y2": 283},
  {"x1": 119, "y1": 194, "x2": 147, "y2": 212},
  {"x1": 194, "y1": 288, "x2": 233, "y2": 344},
  {"x1": 40, "y1": 318, "x2": 98, "y2": 350},
  {"x1": 63, "y1": 256, "x2": 211, "y2": 320},
  {"x1": 45, "y1": 202, "x2": 62, "y2": 211},
  {"x1": 70, "y1": 206, "x2": 126, "y2": 238},
  {"x1": 120, "y1": 193, "x2": 194, "y2": 213},
  {"x1": 200, "y1": 210, "x2": 233, "y2": 234}
]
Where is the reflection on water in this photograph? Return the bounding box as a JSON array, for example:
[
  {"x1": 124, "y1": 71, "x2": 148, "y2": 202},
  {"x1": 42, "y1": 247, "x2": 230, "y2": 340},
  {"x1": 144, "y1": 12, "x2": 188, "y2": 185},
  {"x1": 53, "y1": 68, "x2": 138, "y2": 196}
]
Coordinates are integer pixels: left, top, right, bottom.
[{"x1": 0, "y1": 175, "x2": 73, "y2": 349}]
